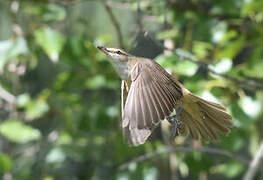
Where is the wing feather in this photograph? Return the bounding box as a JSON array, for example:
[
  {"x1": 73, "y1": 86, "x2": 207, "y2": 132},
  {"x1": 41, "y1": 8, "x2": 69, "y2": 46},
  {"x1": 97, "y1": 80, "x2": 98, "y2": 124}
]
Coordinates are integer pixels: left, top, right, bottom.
[
  {"x1": 139, "y1": 83, "x2": 152, "y2": 128},
  {"x1": 122, "y1": 59, "x2": 183, "y2": 146},
  {"x1": 146, "y1": 82, "x2": 165, "y2": 121},
  {"x1": 143, "y1": 83, "x2": 160, "y2": 125}
]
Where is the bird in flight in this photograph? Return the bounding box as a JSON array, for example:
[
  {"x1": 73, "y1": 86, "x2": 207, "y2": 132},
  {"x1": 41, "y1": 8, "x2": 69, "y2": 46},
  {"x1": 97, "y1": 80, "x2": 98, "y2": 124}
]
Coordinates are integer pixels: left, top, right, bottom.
[{"x1": 97, "y1": 46, "x2": 232, "y2": 146}]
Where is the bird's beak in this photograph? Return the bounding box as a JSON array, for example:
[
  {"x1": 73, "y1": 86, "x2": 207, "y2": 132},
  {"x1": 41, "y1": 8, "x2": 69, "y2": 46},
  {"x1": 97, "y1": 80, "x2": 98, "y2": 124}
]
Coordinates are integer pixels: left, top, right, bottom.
[{"x1": 97, "y1": 46, "x2": 108, "y2": 54}]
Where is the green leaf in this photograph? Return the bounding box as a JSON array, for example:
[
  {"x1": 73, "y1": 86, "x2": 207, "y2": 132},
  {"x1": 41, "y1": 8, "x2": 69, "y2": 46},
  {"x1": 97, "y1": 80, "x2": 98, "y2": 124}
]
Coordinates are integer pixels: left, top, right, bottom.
[
  {"x1": 6, "y1": 37, "x2": 28, "y2": 60},
  {"x1": 216, "y1": 36, "x2": 245, "y2": 60},
  {"x1": 25, "y1": 100, "x2": 49, "y2": 120},
  {"x1": 172, "y1": 61, "x2": 198, "y2": 76},
  {"x1": 209, "y1": 58, "x2": 232, "y2": 73},
  {"x1": 157, "y1": 29, "x2": 178, "y2": 40},
  {"x1": 43, "y1": 4, "x2": 66, "y2": 22},
  {"x1": 212, "y1": 162, "x2": 244, "y2": 178},
  {"x1": 46, "y1": 147, "x2": 65, "y2": 163},
  {"x1": 143, "y1": 167, "x2": 158, "y2": 180},
  {"x1": 243, "y1": 60, "x2": 263, "y2": 78},
  {"x1": 0, "y1": 152, "x2": 13, "y2": 173},
  {"x1": 242, "y1": 1, "x2": 263, "y2": 17},
  {"x1": 34, "y1": 27, "x2": 65, "y2": 62},
  {"x1": 193, "y1": 41, "x2": 213, "y2": 59},
  {"x1": 0, "y1": 38, "x2": 28, "y2": 72},
  {"x1": 156, "y1": 53, "x2": 198, "y2": 76},
  {"x1": 17, "y1": 93, "x2": 49, "y2": 120},
  {"x1": 156, "y1": 54, "x2": 179, "y2": 67},
  {"x1": 17, "y1": 93, "x2": 31, "y2": 107},
  {"x1": 0, "y1": 120, "x2": 41, "y2": 143},
  {"x1": 85, "y1": 75, "x2": 106, "y2": 89},
  {"x1": 24, "y1": 3, "x2": 66, "y2": 22},
  {"x1": 239, "y1": 96, "x2": 261, "y2": 119}
]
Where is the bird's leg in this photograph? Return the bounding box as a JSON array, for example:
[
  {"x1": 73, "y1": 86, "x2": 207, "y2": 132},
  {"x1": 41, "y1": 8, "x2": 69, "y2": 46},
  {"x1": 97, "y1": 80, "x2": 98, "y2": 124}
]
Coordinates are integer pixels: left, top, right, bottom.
[{"x1": 167, "y1": 106, "x2": 183, "y2": 138}]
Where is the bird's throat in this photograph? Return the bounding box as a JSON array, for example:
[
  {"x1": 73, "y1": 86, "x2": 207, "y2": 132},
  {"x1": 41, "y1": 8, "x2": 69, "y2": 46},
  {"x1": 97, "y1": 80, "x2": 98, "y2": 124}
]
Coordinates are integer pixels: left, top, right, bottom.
[{"x1": 111, "y1": 60, "x2": 130, "y2": 80}]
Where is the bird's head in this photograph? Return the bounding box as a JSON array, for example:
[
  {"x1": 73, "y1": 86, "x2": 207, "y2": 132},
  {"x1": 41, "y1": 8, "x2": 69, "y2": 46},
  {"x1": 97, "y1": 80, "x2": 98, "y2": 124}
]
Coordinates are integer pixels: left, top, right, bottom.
[
  {"x1": 97, "y1": 46, "x2": 132, "y2": 62},
  {"x1": 97, "y1": 46, "x2": 133, "y2": 80}
]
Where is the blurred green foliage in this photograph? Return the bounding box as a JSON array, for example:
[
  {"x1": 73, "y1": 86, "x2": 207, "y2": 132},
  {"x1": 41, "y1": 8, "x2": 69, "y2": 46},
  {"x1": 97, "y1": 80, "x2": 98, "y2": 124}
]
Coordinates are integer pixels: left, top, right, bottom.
[{"x1": 0, "y1": 0, "x2": 263, "y2": 179}]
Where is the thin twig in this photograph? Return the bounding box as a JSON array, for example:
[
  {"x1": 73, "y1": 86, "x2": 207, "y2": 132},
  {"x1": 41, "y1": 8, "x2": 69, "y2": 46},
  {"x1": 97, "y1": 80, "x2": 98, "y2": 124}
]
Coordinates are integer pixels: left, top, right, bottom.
[
  {"x1": 118, "y1": 145, "x2": 249, "y2": 171},
  {"x1": 103, "y1": 2, "x2": 125, "y2": 49},
  {"x1": 243, "y1": 141, "x2": 263, "y2": 180},
  {"x1": 167, "y1": 48, "x2": 263, "y2": 90}
]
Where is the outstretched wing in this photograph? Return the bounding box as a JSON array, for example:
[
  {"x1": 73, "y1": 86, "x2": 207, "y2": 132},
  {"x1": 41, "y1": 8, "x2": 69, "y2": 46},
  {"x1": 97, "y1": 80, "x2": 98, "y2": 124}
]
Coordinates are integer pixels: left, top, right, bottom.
[{"x1": 122, "y1": 59, "x2": 183, "y2": 146}]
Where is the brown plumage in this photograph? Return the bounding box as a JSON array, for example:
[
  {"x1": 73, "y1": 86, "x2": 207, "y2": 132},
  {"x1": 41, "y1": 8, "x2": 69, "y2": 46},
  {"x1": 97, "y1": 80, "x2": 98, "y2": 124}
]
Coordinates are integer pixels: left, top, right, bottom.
[{"x1": 98, "y1": 46, "x2": 232, "y2": 146}]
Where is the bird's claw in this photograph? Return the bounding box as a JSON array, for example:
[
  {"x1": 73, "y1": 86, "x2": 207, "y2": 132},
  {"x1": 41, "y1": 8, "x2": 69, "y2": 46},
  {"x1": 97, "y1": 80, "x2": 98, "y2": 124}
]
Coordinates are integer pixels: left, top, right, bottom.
[{"x1": 167, "y1": 106, "x2": 183, "y2": 138}]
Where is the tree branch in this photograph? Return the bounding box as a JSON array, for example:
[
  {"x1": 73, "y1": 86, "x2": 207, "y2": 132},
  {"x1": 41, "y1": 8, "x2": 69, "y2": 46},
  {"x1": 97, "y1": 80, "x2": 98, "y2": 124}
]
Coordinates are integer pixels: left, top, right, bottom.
[
  {"x1": 243, "y1": 141, "x2": 263, "y2": 180},
  {"x1": 103, "y1": 2, "x2": 125, "y2": 49},
  {"x1": 170, "y1": 48, "x2": 263, "y2": 90},
  {"x1": 118, "y1": 145, "x2": 249, "y2": 171}
]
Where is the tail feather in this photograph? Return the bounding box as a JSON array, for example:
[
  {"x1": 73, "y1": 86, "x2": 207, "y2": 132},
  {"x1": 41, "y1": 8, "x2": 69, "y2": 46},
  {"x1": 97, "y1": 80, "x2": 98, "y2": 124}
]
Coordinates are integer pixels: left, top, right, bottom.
[
  {"x1": 180, "y1": 109, "x2": 200, "y2": 140},
  {"x1": 197, "y1": 101, "x2": 232, "y2": 127},
  {"x1": 204, "y1": 111, "x2": 231, "y2": 135},
  {"x1": 179, "y1": 93, "x2": 232, "y2": 141},
  {"x1": 181, "y1": 109, "x2": 217, "y2": 141},
  {"x1": 191, "y1": 94, "x2": 227, "y2": 111},
  {"x1": 178, "y1": 123, "x2": 189, "y2": 136}
]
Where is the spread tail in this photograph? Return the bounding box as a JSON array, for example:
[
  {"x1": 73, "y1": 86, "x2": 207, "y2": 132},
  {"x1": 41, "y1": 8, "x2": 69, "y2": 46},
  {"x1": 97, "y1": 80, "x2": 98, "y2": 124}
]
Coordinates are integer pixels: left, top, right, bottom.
[{"x1": 179, "y1": 93, "x2": 232, "y2": 141}]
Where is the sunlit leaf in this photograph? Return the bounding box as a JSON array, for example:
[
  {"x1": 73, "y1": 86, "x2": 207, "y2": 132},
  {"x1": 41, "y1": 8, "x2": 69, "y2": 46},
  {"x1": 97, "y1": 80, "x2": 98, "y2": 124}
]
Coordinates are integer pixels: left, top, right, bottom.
[
  {"x1": 156, "y1": 54, "x2": 178, "y2": 67},
  {"x1": 43, "y1": 176, "x2": 54, "y2": 180},
  {"x1": 17, "y1": 93, "x2": 31, "y2": 107},
  {"x1": 242, "y1": 1, "x2": 263, "y2": 17},
  {"x1": 212, "y1": 22, "x2": 227, "y2": 43},
  {"x1": 201, "y1": 91, "x2": 220, "y2": 104},
  {"x1": 230, "y1": 102, "x2": 251, "y2": 128},
  {"x1": 57, "y1": 132, "x2": 73, "y2": 145},
  {"x1": 239, "y1": 96, "x2": 261, "y2": 118},
  {"x1": 34, "y1": 27, "x2": 65, "y2": 62},
  {"x1": 178, "y1": 162, "x2": 189, "y2": 177},
  {"x1": 17, "y1": 93, "x2": 49, "y2": 120},
  {"x1": 0, "y1": 38, "x2": 28, "y2": 71},
  {"x1": 172, "y1": 61, "x2": 198, "y2": 76},
  {"x1": 6, "y1": 38, "x2": 28, "y2": 59},
  {"x1": 193, "y1": 41, "x2": 213, "y2": 59},
  {"x1": 143, "y1": 167, "x2": 158, "y2": 180},
  {"x1": 26, "y1": 100, "x2": 49, "y2": 120},
  {"x1": 0, "y1": 120, "x2": 41, "y2": 143},
  {"x1": 211, "y1": 162, "x2": 244, "y2": 178},
  {"x1": 46, "y1": 147, "x2": 65, "y2": 163},
  {"x1": 209, "y1": 58, "x2": 232, "y2": 73},
  {"x1": 216, "y1": 36, "x2": 245, "y2": 60}
]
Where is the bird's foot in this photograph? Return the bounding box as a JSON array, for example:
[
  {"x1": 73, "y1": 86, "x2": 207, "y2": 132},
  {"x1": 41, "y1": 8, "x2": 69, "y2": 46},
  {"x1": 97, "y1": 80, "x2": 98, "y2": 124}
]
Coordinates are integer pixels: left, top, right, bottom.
[{"x1": 167, "y1": 106, "x2": 183, "y2": 138}]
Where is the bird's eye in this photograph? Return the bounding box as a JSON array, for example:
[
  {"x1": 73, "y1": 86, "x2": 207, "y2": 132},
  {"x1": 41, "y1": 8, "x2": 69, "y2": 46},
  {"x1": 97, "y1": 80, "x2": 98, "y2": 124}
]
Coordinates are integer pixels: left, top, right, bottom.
[{"x1": 116, "y1": 50, "x2": 122, "y2": 55}]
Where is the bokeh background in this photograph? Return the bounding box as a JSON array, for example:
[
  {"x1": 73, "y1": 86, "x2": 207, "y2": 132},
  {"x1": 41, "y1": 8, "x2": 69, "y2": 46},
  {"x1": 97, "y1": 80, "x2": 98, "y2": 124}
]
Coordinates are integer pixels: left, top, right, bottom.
[{"x1": 0, "y1": 0, "x2": 263, "y2": 179}]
